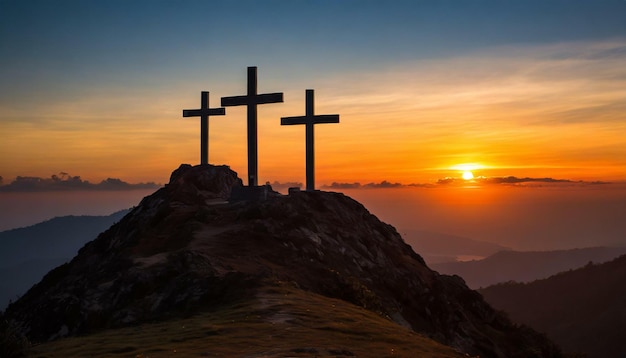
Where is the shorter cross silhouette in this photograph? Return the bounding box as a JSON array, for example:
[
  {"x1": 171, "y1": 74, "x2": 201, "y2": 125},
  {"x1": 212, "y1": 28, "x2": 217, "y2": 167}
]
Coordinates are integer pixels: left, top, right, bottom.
[
  {"x1": 281, "y1": 89, "x2": 339, "y2": 191},
  {"x1": 182, "y1": 91, "x2": 226, "y2": 165}
]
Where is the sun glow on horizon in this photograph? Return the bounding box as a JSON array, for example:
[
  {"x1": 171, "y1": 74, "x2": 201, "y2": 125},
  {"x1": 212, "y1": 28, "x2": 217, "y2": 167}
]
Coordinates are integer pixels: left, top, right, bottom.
[
  {"x1": 462, "y1": 171, "x2": 474, "y2": 180},
  {"x1": 450, "y1": 163, "x2": 485, "y2": 172}
]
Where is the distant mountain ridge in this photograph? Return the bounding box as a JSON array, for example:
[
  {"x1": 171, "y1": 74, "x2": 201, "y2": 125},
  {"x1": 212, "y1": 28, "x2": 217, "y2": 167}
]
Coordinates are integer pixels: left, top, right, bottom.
[
  {"x1": 0, "y1": 210, "x2": 129, "y2": 309},
  {"x1": 432, "y1": 247, "x2": 626, "y2": 288},
  {"x1": 480, "y1": 254, "x2": 626, "y2": 358},
  {"x1": 0, "y1": 210, "x2": 128, "y2": 266},
  {"x1": 401, "y1": 229, "x2": 510, "y2": 264},
  {"x1": 2, "y1": 164, "x2": 561, "y2": 357}
]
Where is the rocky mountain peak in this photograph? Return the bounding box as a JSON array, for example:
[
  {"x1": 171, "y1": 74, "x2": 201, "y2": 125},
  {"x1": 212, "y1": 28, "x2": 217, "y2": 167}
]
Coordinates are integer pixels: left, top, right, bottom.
[{"x1": 3, "y1": 164, "x2": 561, "y2": 357}]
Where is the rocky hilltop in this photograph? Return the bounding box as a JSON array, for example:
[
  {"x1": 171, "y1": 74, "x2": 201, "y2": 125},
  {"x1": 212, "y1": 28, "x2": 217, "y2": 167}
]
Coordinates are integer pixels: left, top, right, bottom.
[{"x1": 3, "y1": 164, "x2": 561, "y2": 357}]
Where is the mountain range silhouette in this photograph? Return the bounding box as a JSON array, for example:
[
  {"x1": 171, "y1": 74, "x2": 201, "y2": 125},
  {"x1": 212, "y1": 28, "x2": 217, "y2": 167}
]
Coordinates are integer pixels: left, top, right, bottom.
[{"x1": 481, "y1": 254, "x2": 626, "y2": 358}]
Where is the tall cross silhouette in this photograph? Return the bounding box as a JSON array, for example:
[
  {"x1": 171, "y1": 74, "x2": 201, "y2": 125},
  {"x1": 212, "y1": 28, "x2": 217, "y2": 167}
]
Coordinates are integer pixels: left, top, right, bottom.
[
  {"x1": 281, "y1": 89, "x2": 339, "y2": 191},
  {"x1": 221, "y1": 67, "x2": 284, "y2": 187},
  {"x1": 182, "y1": 91, "x2": 226, "y2": 165}
]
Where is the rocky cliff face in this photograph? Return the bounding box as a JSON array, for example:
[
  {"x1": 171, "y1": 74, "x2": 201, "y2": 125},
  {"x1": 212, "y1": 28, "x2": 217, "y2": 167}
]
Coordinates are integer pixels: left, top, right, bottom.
[{"x1": 4, "y1": 164, "x2": 561, "y2": 357}]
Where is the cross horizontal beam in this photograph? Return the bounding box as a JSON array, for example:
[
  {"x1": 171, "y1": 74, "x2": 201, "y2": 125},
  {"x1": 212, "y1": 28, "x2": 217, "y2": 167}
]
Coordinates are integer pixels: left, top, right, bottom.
[
  {"x1": 183, "y1": 108, "x2": 225, "y2": 117},
  {"x1": 221, "y1": 93, "x2": 283, "y2": 107},
  {"x1": 281, "y1": 114, "x2": 339, "y2": 126}
]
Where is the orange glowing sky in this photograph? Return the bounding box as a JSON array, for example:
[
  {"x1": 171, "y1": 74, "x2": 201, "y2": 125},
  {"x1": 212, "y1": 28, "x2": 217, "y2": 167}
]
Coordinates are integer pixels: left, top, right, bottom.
[{"x1": 1, "y1": 2, "x2": 625, "y2": 187}]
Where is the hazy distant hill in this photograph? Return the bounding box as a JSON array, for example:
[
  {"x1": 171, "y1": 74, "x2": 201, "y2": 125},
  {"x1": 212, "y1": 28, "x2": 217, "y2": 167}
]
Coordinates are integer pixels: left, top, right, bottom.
[
  {"x1": 0, "y1": 210, "x2": 128, "y2": 309},
  {"x1": 401, "y1": 229, "x2": 510, "y2": 264},
  {"x1": 480, "y1": 255, "x2": 626, "y2": 358},
  {"x1": 432, "y1": 247, "x2": 626, "y2": 288}
]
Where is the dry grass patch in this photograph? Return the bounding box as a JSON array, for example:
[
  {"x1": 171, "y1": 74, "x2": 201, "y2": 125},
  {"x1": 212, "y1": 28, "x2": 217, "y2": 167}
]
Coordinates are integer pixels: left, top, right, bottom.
[{"x1": 28, "y1": 284, "x2": 467, "y2": 357}]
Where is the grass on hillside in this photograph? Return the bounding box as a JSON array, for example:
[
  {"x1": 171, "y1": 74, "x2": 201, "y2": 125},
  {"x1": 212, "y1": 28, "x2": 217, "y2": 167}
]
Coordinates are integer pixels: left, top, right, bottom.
[{"x1": 27, "y1": 283, "x2": 467, "y2": 357}]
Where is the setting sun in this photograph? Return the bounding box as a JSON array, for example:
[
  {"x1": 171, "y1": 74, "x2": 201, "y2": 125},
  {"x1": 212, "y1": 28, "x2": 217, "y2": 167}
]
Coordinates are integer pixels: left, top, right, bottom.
[{"x1": 462, "y1": 171, "x2": 474, "y2": 180}]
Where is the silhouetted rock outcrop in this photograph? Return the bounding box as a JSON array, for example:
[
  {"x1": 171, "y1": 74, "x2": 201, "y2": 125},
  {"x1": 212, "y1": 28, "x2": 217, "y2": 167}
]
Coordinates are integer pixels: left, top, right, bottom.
[{"x1": 4, "y1": 164, "x2": 561, "y2": 357}]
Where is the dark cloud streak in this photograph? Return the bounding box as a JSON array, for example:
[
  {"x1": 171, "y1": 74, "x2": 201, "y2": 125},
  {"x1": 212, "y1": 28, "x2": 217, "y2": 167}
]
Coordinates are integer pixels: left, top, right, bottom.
[
  {"x1": 267, "y1": 181, "x2": 304, "y2": 192},
  {"x1": 0, "y1": 173, "x2": 160, "y2": 192},
  {"x1": 322, "y1": 181, "x2": 404, "y2": 190},
  {"x1": 363, "y1": 180, "x2": 403, "y2": 189},
  {"x1": 322, "y1": 182, "x2": 362, "y2": 189},
  {"x1": 323, "y1": 176, "x2": 611, "y2": 190},
  {"x1": 437, "y1": 176, "x2": 610, "y2": 186}
]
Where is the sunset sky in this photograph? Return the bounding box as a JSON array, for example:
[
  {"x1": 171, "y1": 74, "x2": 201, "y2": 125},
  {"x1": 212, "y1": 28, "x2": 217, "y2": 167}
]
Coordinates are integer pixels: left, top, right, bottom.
[
  {"x1": 1, "y1": 1, "x2": 626, "y2": 243},
  {"x1": 2, "y1": 0, "x2": 625, "y2": 187}
]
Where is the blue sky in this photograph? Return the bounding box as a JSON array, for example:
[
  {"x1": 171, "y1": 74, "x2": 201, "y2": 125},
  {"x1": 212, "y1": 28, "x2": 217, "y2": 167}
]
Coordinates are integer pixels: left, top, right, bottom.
[{"x1": 3, "y1": 0, "x2": 625, "y2": 102}]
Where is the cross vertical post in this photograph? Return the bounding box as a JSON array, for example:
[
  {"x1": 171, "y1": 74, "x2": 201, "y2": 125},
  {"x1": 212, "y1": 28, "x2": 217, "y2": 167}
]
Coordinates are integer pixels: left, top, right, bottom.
[
  {"x1": 305, "y1": 90, "x2": 315, "y2": 192},
  {"x1": 182, "y1": 91, "x2": 226, "y2": 165},
  {"x1": 200, "y1": 92, "x2": 209, "y2": 164},
  {"x1": 247, "y1": 67, "x2": 258, "y2": 187},
  {"x1": 221, "y1": 67, "x2": 284, "y2": 186},
  {"x1": 281, "y1": 89, "x2": 340, "y2": 191}
]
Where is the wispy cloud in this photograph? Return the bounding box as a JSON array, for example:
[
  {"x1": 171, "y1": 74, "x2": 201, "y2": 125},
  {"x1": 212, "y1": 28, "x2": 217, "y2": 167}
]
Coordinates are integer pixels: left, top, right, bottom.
[
  {"x1": 324, "y1": 40, "x2": 626, "y2": 125},
  {"x1": 0, "y1": 173, "x2": 160, "y2": 192}
]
